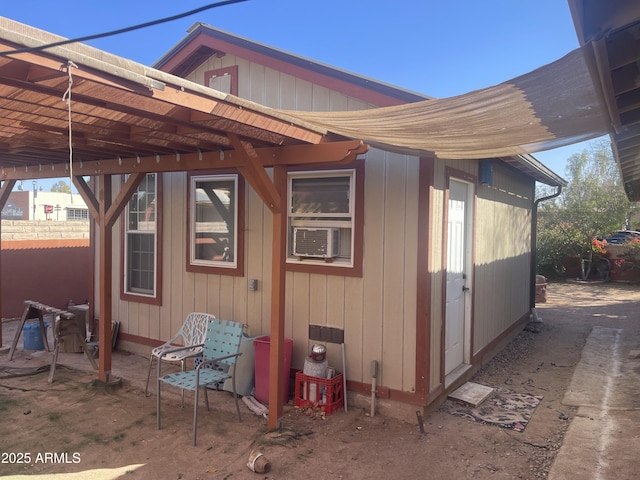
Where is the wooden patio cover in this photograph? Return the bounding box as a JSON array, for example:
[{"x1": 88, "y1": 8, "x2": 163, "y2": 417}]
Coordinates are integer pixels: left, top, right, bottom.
[{"x1": 0, "y1": 18, "x2": 367, "y2": 429}]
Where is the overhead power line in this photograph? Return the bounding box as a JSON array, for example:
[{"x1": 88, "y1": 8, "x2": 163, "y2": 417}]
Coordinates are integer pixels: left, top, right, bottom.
[{"x1": 0, "y1": 0, "x2": 249, "y2": 57}]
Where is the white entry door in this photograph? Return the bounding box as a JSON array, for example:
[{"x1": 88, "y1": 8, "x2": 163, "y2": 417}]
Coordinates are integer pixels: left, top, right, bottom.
[{"x1": 445, "y1": 179, "x2": 471, "y2": 376}]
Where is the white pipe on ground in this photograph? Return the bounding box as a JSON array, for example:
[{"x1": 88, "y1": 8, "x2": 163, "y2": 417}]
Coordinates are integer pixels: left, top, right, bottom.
[{"x1": 342, "y1": 343, "x2": 347, "y2": 412}]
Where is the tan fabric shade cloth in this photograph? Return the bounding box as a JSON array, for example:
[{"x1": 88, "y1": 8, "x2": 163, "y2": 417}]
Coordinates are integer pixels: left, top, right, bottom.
[
  {"x1": 280, "y1": 48, "x2": 609, "y2": 161},
  {"x1": 0, "y1": 16, "x2": 593, "y2": 186},
  {"x1": 0, "y1": 16, "x2": 604, "y2": 166}
]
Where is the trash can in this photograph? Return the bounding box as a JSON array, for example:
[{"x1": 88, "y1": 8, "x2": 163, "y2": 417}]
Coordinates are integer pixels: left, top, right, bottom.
[
  {"x1": 535, "y1": 275, "x2": 547, "y2": 304},
  {"x1": 223, "y1": 334, "x2": 256, "y2": 397},
  {"x1": 254, "y1": 336, "x2": 293, "y2": 405},
  {"x1": 23, "y1": 321, "x2": 49, "y2": 350}
]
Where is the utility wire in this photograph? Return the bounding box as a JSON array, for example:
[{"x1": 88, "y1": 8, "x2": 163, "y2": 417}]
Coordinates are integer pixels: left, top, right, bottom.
[{"x1": 0, "y1": 0, "x2": 249, "y2": 57}]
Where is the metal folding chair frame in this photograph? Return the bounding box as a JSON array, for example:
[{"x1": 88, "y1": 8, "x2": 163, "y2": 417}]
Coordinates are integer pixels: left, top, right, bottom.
[
  {"x1": 144, "y1": 312, "x2": 214, "y2": 404},
  {"x1": 156, "y1": 319, "x2": 243, "y2": 446}
]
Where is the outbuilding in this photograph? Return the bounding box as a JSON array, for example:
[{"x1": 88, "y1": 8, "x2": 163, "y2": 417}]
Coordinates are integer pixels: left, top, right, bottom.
[
  {"x1": 139, "y1": 24, "x2": 568, "y2": 418},
  {"x1": 0, "y1": 19, "x2": 578, "y2": 425}
]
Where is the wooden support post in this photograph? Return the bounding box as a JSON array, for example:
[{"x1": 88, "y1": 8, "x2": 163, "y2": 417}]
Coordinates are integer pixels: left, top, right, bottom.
[
  {"x1": 79, "y1": 173, "x2": 143, "y2": 383},
  {"x1": 268, "y1": 165, "x2": 287, "y2": 430},
  {"x1": 98, "y1": 175, "x2": 113, "y2": 382}
]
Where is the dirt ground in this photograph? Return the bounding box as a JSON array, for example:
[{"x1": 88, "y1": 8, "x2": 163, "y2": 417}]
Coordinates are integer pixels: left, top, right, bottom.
[{"x1": 1, "y1": 281, "x2": 639, "y2": 480}]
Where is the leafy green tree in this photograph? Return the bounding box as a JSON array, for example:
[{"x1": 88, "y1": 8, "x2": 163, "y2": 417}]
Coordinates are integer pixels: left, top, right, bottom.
[
  {"x1": 50, "y1": 180, "x2": 71, "y2": 193},
  {"x1": 537, "y1": 139, "x2": 640, "y2": 279}
]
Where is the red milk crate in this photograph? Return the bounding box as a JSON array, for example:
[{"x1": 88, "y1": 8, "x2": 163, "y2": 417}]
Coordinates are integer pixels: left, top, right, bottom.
[{"x1": 294, "y1": 371, "x2": 344, "y2": 415}]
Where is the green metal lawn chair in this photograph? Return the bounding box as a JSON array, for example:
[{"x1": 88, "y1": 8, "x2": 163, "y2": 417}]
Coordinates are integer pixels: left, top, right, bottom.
[{"x1": 156, "y1": 318, "x2": 243, "y2": 446}]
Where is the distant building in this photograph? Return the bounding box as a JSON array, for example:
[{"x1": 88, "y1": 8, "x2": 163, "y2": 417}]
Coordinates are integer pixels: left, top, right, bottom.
[{"x1": 1, "y1": 190, "x2": 88, "y2": 221}]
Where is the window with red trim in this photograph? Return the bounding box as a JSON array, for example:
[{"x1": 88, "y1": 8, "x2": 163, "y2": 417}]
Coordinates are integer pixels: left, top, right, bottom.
[
  {"x1": 122, "y1": 173, "x2": 162, "y2": 305},
  {"x1": 186, "y1": 172, "x2": 244, "y2": 276},
  {"x1": 286, "y1": 163, "x2": 363, "y2": 276}
]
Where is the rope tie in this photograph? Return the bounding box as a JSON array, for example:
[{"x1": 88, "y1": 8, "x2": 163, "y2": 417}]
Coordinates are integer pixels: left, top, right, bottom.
[{"x1": 62, "y1": 60, "x2": 78, "y2": 203}]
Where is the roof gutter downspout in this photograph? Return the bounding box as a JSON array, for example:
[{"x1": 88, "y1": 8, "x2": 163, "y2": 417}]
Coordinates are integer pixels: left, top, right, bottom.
[{"x1": 530, "y1": 186, "x2": 563, "y2": 312}]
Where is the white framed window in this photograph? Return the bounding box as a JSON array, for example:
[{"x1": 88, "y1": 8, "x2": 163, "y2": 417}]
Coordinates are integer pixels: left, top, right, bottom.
[
  {"x1": 187, "y1": 173, "x2": 244, "y2": 275},
  {"x1": 287, "y1": 169, "x2": 356, "y2": 268},
  {"x1": 67, "y1": 208, "x2": 88, "y2": 221},
  {"x1": 123, "y1": 173, "x2": 159, "y2": 300}
]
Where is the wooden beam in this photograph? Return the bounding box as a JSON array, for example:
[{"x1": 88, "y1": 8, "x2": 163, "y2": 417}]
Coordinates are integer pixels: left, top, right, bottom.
[
  {"x1": 0, "y1": 180, "x2": 16, "y2": 212},
  {"x1": 73, "y1": 176, "x2": 99, "y2": 222},
  {"x1": 0, "y1": 45, "x2": 146, "y2": 92},
  {"x1": 591, "y1": 38, "x2": 623, "y2": 134},
  {"x1": 268, "y1": 165, "x2": 288, "y2": 429},
  {"x1": 61, "y1": 172, "x2": 146, "y2": 225},
  {"x1": 97, "y1": 175, "x2": 113, "y2": 382},
  {"x1": 0, "y1": 44, "x2": 327, "y2": 145},
  {"x1": 0, "y1": 140, "x2": 369, "y2": 182},
  {"x1": 228, "y1": 133, "x2": 281, "y2": 213},
  {"x1": 104, "y1": 173, "x2": 145, "y2": 228},
  {"x1": 264, "y1": 140, "x2": 369, "y2": 165}
]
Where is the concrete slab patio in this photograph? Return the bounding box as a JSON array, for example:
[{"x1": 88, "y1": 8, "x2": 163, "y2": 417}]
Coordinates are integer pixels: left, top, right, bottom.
[{"x1": 548, "y1": 325, "x2": 640, "y2": 479}]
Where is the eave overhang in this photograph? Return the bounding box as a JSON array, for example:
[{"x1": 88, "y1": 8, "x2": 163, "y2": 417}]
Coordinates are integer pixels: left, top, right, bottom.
[{"x1": 569, "y1": 0, "x2": 640, "y2": 200}]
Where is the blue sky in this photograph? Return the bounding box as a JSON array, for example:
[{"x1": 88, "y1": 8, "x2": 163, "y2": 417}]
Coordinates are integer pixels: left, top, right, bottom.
[{"x1": 2, "y1": 0, "x2": 603, "y2": 190}]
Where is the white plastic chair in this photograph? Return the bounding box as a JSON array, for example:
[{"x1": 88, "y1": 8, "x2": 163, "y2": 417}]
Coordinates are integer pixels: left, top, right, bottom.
[{"x1": 144, "y1": 312, "x2": 215, "y2": 401}]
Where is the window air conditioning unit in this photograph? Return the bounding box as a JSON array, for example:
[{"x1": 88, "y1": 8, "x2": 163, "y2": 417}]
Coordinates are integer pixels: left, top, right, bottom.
[{"x1": 293, "y1": 227, "x2": 339, "y2": 259}]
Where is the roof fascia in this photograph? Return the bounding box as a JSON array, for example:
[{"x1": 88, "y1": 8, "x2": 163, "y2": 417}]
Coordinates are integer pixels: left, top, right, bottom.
[
  {"x1": 513, "y1": 154, "x2": 567, "y2": 187},
  {"x1": 155, "y1": 23, "x2": 430, "y2": 107}
]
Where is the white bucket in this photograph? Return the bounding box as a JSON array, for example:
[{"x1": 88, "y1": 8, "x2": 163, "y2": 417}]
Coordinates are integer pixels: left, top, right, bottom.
[{"x1": 303, "y1": 357, "x2": 328, "y2": 377}]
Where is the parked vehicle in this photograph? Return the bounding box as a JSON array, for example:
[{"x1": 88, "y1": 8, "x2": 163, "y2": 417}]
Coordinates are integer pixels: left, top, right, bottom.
[{"x1": 603, "y1": 230, "x2": 640, "y2": 244}]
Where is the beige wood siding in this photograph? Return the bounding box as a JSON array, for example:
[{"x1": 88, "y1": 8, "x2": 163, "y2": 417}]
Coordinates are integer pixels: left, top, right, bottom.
[
  {"x1": 284, "y1": 149, "x2": 419, "y2": 392},
  {"x1": 109, "y1": 55, "x2": 536, "y2": 400},
  {"x1": 426, "y1": 159, "x2": 534, "y2": 391},
  {"x1": 111, "y1": 55, "x2": 419, "y2": 395},
  {"x1": 473, "y1": 164, "x2": 533, "y2": 353}
]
